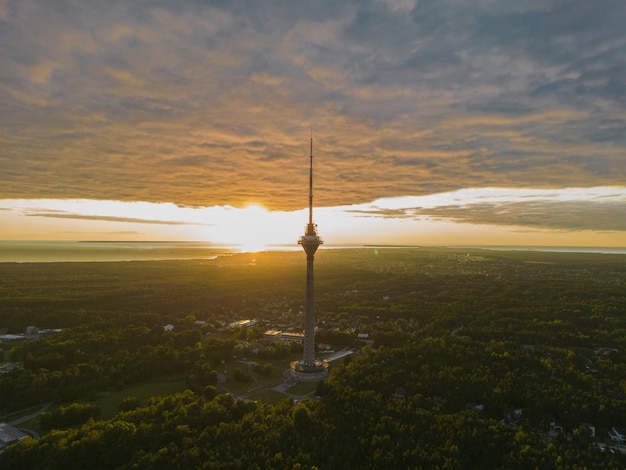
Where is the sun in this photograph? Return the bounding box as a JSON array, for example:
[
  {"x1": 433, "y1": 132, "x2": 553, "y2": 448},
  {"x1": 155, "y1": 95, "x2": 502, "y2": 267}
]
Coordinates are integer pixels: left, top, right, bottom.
[
  {"x1": 204, "y1": 203, "x2": 299, "y2": 251},
  {"x1": 237, "y1": 240, "x2": 269, "y2": 253},
  {"x1": 233, "y1": 205, "x2": 273, "y2": 251}
]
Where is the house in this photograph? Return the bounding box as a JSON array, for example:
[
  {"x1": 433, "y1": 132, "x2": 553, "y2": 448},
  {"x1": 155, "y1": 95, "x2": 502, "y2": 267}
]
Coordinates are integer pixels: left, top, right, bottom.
[
  {"x1": 594, "y1": 347, "x2": 619, "y2": 357},
  {"x1": 230, "y1": 319, "x2": 256, "y2": 329},
  {"x1": 263, "y1": 330, "x2": 304, "y2": 344},
  {"x1": 25, "y1": 326, "x2": 39, "y2": 339},
  {"x1": 549, "y1": 420, "x2": 564, "y2": 437},
  {"x1": 263, "y1": 329, "x2": 282, "y2": 343},
  {"x1": 467, "y1": 403, "x2": 484, "y2": 413},
  {"x1": 278, "y1": 332, "x2": 304, "y2": 344},
  {"x1": 0, "y1": 334, "x2": 25, "y2": 342},
  {"x1": 609, "y1": 427, "x2": 624, "y2": 445}
]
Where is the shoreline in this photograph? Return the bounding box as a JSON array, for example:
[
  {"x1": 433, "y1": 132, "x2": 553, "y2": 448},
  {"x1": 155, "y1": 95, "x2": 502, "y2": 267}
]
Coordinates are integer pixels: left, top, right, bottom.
[{"x1": 0, "y1": 240, "x2": 625, "y2": 263}]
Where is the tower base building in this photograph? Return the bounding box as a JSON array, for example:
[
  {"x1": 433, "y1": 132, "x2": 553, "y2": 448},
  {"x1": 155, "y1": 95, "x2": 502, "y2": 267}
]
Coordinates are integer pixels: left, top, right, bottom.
[{"x1": 290, "y1": 358, "x2": 329, "y2": 382}]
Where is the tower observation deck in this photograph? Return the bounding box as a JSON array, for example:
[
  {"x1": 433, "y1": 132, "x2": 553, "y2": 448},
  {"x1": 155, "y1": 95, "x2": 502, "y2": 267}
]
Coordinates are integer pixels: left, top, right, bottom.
[{"x1": 291, "y1": 138, "x2": 328, "y2": 381}]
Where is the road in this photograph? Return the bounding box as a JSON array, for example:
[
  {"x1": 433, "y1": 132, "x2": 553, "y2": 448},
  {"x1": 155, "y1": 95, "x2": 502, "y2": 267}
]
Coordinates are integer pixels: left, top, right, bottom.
[{"x1": 8, "y1": 402, "x2": 52, "y2": 427}]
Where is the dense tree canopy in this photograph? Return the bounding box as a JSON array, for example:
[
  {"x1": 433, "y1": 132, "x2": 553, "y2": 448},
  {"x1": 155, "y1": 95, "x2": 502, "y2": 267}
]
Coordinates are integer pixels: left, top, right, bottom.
[{"x1": 1, "y1": 248, "x2": 626, "y2": 468}]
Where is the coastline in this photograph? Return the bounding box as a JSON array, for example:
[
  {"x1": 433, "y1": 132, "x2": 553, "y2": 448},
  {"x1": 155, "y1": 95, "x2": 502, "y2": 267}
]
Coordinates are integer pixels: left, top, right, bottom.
[{"x1": 1, "y1": 240, "x2": 625, "y2": 263}]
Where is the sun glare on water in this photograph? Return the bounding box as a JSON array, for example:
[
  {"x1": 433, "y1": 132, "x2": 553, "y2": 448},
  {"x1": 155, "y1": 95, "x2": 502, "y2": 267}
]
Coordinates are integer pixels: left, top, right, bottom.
[
  {"x1": 237, "y1": 240, "x2": 269, "y2": 253},
  {"x1": 212, "y1": 204, "x2": 301, "y2": 252}
]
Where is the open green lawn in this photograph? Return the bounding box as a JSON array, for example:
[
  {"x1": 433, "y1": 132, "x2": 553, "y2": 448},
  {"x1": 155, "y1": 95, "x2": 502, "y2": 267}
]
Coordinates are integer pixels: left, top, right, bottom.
[
  {"x1": 219, "y1": 361, "x2": 258, "y2": 394},
  {"x1": 220, "y1": 357, "x2": 295, "y2": 393},
  {"x1": 247, "y1": 390, "x2": 290, "y2": 404},
  {"x1": 11, "y1": 373, "x2": 189, "y2": 435},
  {"x1": 250, "y1": 368, "x2": 285, "y2": 388},
  {"x1": 286, "y1": 381, "x2": 319, "y2": 397},
  {"x1": 218, "y1": 358, "x2": 323, "y2": 401},
  {"x1": 91, "y1": 372, "x2": 189, "y2": 419}
]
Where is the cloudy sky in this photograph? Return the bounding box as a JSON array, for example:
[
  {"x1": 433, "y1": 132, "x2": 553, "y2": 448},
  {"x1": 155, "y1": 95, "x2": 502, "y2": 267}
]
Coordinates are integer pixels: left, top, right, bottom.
[{"x1": 1, "y1": 0, "x2": 625, "y2": 247}]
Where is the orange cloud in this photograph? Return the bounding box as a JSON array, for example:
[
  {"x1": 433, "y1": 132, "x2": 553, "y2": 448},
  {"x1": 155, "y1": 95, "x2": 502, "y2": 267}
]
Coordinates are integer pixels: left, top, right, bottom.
[{"x1": 1, "y1": 0, "x2": 625, "y2": 217}]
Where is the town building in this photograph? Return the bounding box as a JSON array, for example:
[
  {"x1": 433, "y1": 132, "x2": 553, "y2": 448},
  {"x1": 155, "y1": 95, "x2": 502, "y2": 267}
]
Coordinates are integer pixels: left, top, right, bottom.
[{"x1": 0, "y1": 423, "x2": 27, "y2": 451}]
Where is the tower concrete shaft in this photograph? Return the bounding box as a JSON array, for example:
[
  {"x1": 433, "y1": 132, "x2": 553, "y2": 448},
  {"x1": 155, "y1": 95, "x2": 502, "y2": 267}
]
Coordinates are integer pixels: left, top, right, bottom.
[{"x1": 302, "y1": 243, "x2": 318, "y2": 365}]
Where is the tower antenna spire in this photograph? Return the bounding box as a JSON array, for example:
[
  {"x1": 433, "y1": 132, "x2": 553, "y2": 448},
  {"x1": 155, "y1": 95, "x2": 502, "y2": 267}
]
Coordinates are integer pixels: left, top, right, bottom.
[{"x1": 308, "y1": 133, "x2": 314, "y2": 229}]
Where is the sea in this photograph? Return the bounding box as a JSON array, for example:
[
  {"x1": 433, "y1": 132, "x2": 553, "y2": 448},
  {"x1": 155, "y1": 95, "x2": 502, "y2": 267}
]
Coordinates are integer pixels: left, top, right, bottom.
[
  {"x1": 0, "y1": 241, "x2": 243, "y2": 263},
  {"x1": 0, "y1": 241, "x2": 624, "y2": 263}
]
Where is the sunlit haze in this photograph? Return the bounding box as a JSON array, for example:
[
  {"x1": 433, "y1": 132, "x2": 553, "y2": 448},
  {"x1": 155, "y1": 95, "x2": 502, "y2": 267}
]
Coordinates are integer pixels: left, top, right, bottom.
[{"x1": 1, "y1": 185, "x2": 624, "y2": 248}]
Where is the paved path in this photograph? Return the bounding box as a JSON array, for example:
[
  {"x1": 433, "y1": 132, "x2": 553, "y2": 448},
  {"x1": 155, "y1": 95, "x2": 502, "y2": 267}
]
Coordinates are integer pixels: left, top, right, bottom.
[
  {"x1": 9, "y1": 402, "x2": 52, "y2": 426},
  {"x1": 324, "y1": 347, "x2": 354, "y2": 362}
]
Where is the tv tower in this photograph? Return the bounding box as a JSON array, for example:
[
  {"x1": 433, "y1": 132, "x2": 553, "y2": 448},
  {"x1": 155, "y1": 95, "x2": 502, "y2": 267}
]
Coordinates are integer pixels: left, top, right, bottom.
[{"x1": 291, "y1": 137, "x2": 328, "y2": 380}]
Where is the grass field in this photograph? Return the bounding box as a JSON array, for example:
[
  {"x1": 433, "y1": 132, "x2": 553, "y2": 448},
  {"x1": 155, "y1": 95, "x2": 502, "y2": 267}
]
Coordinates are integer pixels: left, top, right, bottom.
[
  {"x1": 219, "y1": 361, "x2": 258, "y2": 394},
  {"x1": 216, "y1": 355, "x2": 324, "y2": 402},
  {"x1": 249, "y1": 390, "x2": 290, "y2": 404},
  {"x1": 92, "y1": 372, "x2": 190, "y2": 419},
  {"x1": 287, "y1": 381, "x2": 319, "y2": 397},
  {"x1": 220, "y1": 355, "x2": 299, "y2": 393}
]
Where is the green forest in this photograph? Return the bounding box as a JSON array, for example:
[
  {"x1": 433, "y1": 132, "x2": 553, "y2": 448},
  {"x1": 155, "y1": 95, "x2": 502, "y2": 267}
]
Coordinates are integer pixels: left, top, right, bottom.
[{"x1": 1, "y1": 248, "x2": 626, "y2": 468}]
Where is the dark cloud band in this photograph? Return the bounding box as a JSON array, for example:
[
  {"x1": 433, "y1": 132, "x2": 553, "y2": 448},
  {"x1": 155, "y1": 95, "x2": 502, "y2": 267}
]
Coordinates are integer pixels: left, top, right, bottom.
[
  {"x1": 0, "y1": 0, "x2": 625, "y2": 214},
  {"x1": 23, "y1": 210, "x2": 209, "y2": 226}
]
